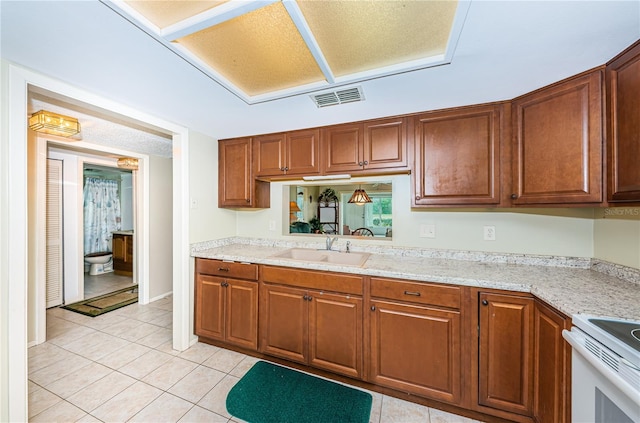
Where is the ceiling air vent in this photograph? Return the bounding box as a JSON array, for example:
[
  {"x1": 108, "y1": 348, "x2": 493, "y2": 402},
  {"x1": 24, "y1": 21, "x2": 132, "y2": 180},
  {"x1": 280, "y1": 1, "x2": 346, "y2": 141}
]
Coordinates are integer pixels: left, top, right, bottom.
[{"x1": 310, "y1": 86, "x2": 365, "y2": 108}]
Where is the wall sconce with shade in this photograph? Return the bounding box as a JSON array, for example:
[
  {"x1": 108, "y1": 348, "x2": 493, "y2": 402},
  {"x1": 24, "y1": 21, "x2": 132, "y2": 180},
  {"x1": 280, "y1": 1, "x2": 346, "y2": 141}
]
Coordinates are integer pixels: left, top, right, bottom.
[
  {"x1": 28, "y1": 110, "x2": 81, "y2": 138},
  {"x1": 117, "y1": 157, "x2": 139, "y2": 170},
  {"x1": 348, "y1": 187, "x2": 372, "y2": 205}
]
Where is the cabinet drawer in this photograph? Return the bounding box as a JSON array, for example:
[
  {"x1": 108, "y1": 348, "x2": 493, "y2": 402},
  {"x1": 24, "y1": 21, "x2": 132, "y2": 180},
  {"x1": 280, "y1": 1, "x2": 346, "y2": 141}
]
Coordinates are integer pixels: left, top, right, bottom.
[
  {"x1": 262, "y1": 266, "x2": 363, "y2": 296},
  {"x1": 370, "y1": 278, "x2": 461, "y2": 309},
  {"x1": 195, "y1": 258, "x2": 258, "y2": 281}
]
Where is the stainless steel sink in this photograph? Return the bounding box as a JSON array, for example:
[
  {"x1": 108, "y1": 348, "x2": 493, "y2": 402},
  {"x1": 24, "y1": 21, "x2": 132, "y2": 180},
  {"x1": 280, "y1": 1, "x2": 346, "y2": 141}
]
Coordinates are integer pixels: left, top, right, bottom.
[{"x1": 269, "y1": 248, "x2": 370, "y2": 267}]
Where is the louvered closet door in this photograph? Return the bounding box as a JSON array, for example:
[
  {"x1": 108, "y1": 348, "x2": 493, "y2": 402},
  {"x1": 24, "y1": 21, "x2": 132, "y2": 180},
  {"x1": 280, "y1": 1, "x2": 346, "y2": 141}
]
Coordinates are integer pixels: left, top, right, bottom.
[{"x1": 46, "y1": 159, "x2": 63, "y2": 308}]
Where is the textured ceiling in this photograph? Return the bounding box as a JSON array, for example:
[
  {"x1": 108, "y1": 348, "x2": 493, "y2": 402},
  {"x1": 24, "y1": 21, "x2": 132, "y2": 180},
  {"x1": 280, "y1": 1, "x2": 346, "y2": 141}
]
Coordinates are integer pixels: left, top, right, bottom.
[
  {"x1": 115, "y1": 0, "x2": 466, "y2": 102},
  {"x1": 29, "y1": 93, "x2": 173, "y2": 158}
]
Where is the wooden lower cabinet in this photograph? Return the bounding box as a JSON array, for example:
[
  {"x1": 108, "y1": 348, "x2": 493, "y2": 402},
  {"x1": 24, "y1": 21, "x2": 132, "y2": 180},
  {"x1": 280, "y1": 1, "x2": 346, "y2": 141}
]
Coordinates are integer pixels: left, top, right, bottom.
[
  {"x1": 260, "y1": 284, "x2": 363, "y2": 378},
  {"x1": 259, "y1": 268, "x2": 364, "y2": 379},
  {"x1": 112, "y1": 233, "x2": 133, "y2": 276},
  {"x1": 194, "y1": 262, "x2": 572, "y2": 423},
  {"x1": 533, "y1": 300, "x2": 571, "y2": 423},
  {"x1": 369, "y1": 299, "x2": 461, "y2": 404},
  {"x1": 194, "y1": 259, "x2": 259, "y2": 350},
  {"x1": 478, "y1": 291, "x2": 534, "y2": 418}
]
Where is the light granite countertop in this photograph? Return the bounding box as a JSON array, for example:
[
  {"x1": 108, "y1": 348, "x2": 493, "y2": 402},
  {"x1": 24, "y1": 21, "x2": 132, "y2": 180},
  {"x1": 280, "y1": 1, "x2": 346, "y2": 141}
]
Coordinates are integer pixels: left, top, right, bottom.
[{"x1": 191, "y1": 237, "x2": 640, "y2": 322}]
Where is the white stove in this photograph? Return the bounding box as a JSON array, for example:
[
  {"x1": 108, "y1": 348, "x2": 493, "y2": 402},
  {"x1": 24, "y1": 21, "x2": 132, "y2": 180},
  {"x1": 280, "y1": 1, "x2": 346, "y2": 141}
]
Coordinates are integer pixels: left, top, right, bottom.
[{"x1": 563, "y1": 314, "x2": 640, "y2": 423}]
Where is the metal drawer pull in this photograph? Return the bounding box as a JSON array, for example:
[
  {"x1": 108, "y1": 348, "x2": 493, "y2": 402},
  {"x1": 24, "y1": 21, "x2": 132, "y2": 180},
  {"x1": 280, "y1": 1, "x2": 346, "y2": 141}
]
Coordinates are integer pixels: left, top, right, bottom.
[
  {"x1": 218, "y1": 267, "x2": 229, "y2": 272},
  {"x1": 404, "y1": 290, "x2": 421, "y2": 296}
]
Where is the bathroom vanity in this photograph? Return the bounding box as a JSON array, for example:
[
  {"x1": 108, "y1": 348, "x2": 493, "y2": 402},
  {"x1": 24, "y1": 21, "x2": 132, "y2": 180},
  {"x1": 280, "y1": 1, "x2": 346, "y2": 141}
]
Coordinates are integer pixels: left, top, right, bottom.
[{"x1": 112, "y1": 231, "x2": 133, "y2": 276}]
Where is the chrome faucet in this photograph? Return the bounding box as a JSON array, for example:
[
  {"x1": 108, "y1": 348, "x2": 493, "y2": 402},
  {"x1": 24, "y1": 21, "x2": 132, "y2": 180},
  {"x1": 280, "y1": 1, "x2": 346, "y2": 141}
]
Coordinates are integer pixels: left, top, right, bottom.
[
  {"x1": 346, "y1": 241, "x2": 351, "y2": 253},
  {"x1": 326, "y1": 236, "x2": 338, "y2": 251}
]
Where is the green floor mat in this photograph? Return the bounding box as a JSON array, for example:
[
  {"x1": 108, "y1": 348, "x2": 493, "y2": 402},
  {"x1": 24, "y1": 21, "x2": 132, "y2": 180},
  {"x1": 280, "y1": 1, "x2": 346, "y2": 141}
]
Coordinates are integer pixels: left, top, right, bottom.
[
  {"x1": 61, "y1": 286, "x2": 138, "y2": 317},
  {"x1": 226, "y1": 361, "x2": 372, "y2": 423}
]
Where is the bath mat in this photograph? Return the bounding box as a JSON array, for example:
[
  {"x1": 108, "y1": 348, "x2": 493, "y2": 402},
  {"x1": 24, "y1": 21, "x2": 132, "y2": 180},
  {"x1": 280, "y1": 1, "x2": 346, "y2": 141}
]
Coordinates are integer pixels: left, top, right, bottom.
[
  {"x1": 226, "y1": 361, "x2": 372, "y2": 423},
  {"x1": 62, "y1": 286, "x2": 138, "y2": 317}
]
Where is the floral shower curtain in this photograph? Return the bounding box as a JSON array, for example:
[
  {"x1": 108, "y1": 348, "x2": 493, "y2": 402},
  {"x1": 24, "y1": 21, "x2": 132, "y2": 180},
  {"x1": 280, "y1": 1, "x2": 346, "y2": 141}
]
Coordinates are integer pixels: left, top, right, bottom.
[{"x1": 83, "y1": 177, "x2": 122, "y2": 254}]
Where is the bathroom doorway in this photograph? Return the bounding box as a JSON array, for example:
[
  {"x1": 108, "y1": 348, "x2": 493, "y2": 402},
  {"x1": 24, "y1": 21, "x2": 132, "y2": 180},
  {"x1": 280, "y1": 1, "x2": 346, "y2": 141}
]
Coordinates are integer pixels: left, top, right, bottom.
[{"x1": 82, "y1": 164, "x2": 136, "y2": 300}]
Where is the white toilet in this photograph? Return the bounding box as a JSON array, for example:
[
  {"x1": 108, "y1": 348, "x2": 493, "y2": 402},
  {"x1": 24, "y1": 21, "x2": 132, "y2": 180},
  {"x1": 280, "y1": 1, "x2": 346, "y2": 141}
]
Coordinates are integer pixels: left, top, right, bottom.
[{"x1": 84, "y1": 252, "x2": 113, "y2": 275}]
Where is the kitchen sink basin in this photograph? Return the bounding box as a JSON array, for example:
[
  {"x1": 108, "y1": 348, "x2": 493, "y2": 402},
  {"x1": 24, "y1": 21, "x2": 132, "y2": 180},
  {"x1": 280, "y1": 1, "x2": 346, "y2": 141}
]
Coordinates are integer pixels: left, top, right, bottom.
[{"x1": 269, "y1": 248, "x2": 370, "y2": 267}]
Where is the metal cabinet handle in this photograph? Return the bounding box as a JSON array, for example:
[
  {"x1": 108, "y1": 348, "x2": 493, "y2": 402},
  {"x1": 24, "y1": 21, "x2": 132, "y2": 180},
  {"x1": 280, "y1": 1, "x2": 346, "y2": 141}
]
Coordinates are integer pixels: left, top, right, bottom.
[
  {"x1": 284, "y1": 167, "x2": 289, "y2": 171},
  {"x1": 510, "y1": 194, "x2": 518, "y2": 200},
  {"x1": 404, "y1": 291, "x2": 421, "y2": 297},
  {"x1": 363, "y1": 160, "x2": 369, "y2": 165},
  {"x1": 358, "y1": 161, "x2": 364, "y2": 166},
  {"x1": 218, "y1": 267, "x2": 229, "y2": 272},
  {"x1": 482, "y1": 299, "x2": 489, "y2": 306},
  {"x1": 415, "y1": 195, "x2": 421, "y2": 200},
  {"x1": 370, "y1": 306, "x2": 376, "y2": 311},
  {"x1": 221, "y1": 281, "x2": 229, "y2": 287}
]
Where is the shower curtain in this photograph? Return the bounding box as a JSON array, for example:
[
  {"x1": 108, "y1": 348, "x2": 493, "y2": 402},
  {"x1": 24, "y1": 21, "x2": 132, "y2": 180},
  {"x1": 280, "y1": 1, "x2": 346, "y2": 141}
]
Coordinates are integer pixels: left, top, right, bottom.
[{"x1": 83, "y1": 177, "x2": 122, "y2": 254}]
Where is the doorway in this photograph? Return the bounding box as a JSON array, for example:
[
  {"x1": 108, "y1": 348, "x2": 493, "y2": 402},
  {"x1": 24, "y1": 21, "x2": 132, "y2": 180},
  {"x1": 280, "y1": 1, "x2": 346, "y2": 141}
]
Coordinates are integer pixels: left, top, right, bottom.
[
  {"x1": 82, "y1": 163, "x2": 135, "y2": 300},
  {"x1": 45, "y1": 144, "x2": 143, "y2": 306},
  {"x1": 3, "y1": 64, "x2": 192, "y2": 422}
]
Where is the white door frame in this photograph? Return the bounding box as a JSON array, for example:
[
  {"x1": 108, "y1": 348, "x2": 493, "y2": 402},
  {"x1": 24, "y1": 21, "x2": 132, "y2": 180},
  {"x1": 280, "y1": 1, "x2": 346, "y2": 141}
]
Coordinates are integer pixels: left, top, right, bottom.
[
  {"x1": 2, "y1": 63, "x2": 191, "y2": 422},
  {"x1": 43, "y1": 141, "x2": 150, "y2": 310}
]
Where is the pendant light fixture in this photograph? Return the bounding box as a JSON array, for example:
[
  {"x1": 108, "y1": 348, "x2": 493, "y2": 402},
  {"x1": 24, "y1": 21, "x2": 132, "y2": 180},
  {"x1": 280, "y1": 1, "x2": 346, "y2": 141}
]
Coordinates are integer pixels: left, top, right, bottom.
[
  {"x1": 348, "y1": 186, "x2": 372, "y2": 205},
  {"x1": 28, "y1": 110, "x2": 81, "y2": 138}
]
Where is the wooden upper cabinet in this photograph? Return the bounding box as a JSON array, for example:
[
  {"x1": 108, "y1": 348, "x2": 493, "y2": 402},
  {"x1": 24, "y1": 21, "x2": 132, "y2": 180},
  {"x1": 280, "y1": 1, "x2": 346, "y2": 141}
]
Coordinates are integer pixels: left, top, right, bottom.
[
  {"x1": 606, "y1": 40, "x2": 640, "y2": 203},
  {"x1": 511, "y1": 69, "x2": 604, "y2": 205},
  {"x1": 218, "y1": 137, "x2": 270, "y2": 208},
  {"x1": 413, "y1": 104, "x2": 505, "y2": 206},
  {"x1": 322, "y1": 118, "x2": 408, "y2": 174},
  {"x1": 253, "y1": 129, "x2": 320, "y2": 178},
  {"x1": 253, "y1": 133, "x2": 285, "y2": 177}
]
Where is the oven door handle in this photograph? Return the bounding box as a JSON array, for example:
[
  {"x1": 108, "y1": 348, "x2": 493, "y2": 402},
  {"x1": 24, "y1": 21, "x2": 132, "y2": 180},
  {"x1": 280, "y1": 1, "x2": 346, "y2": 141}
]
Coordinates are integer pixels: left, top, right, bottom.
[
  {"x1": 563, "y1": 329, "x2": 640, "y2": 406},
  {"x1": 620, "y1": 357, "x2": 640, "y2": 372}
]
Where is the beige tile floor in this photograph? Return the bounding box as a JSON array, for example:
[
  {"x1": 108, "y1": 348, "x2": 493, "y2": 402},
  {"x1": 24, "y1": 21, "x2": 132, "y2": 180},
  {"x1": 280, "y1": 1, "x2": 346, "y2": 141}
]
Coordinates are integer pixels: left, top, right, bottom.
[
  {"x1": 84, "y1": 272, "x2": 135, "y2": 299},
  {"x1": 29, "y1": 297, "x2": 485, "y2": 423}
]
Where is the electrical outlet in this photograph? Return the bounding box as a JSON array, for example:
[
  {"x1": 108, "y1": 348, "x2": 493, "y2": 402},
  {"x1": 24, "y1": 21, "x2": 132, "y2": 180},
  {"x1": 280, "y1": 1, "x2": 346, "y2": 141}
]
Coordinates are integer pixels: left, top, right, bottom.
[
  {"x1": 483, "y1": 225, "x2": 496, "y2": 241},
  {"x1": 190, "y1": 198, "x2": 198, "y2": 209},
  {"x1": 420, "y1": 224, "x2": 436, "y2": 238},
  {"x1": 268, "y1": 220, "x2": 276, "y2": 231}
]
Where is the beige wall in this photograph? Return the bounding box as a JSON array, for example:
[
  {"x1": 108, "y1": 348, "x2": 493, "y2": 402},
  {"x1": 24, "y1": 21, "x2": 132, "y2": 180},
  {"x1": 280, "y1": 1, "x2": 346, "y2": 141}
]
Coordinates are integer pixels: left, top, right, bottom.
[
  {"x1": 594, "y1": 208, "x2": 640, "y2": 269},
  {"x1": 236, "y1": 175, "x2": 598, "y2": 259},
  {"x1": 189, "y1": 131, "x2": 236, "y2": 243},
  {"x1": 148, "y1": 155, "x2": 174, "y2": 300}
]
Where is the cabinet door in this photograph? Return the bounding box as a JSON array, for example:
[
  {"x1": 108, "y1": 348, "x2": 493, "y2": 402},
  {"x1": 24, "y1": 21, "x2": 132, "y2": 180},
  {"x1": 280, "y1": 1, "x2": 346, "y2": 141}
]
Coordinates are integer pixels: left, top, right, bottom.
[
  {"x1": 363, "y1": 117, "x2": 408, "y2": 171},
  {"x1": 308, "y1": 292, "x2": 362, "y2": 379},
  {"x1": 124, "y1": 235, "x2": 133, "y2": 263},
  {"x1": 414, "y1": 105, "x2": 503, "y2": 206},
  {"x1": 218, "y1": 138, "x2": 270, "y2": 208},
  {"x1": 369, "y1": 300, "x2": 461, "y2": 404},
  {"x1": 112, "y1": 235, "x2": 125, "y2": 260},
  {"x1": 226, "y1": 279, "x2": 258, "y2": 350},
  {"x1": 606, "y1": 41, "x2": 640, "y2": 203},
  {"x1": 533, "y1": 300, "x2": 570, "y2": 423},
  {"x1": 259, "y1": 284, "x2": 308, "y2": 364},
  {"x1": 195, "y1": 274, "x2": 225, "y2": 341},
  {"x1": 253, "y1": 133, "x2": 285, "y2": 177},
  {"x1": 322, "y1": 123, "x2": 364, "y2": 173},
  {"x1": 479, "y1": 293, "x2": 534, "y2": 416},
  {"x1": 286, "y1": 129, "x2": 320, "y2": 176},
  {"x1": 512, "y1": 70, "x2": 603, "y2": 205}
]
